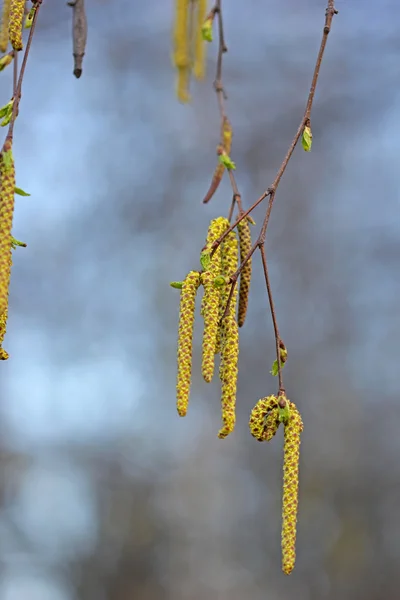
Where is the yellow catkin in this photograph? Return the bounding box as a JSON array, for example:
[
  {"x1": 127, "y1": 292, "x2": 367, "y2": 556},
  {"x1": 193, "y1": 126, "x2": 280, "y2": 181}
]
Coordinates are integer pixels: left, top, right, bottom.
[
  {"x1": 237, "y1": 216, "x2": 252, "y2": 327},
  {"x1": 8, "y1": 0, "x2": 24, "y2": 51},
  {"x1": 0, "y1": 138, "x2": 15, "y2": 319},
  {"x1": 200, "y1": 217, "x2": 229, "y2": 382},
  {"x1": 221, "y1": 116, "x2": 232, "y2": 155},
  {"x1": 173, "y1": 0, "x2": 191, "y2": 102},
  {"x1": 282, "y1": 401, "x2": 303, "y2": 575},
  {"x1": 217, "y1": 313, "x2": 238, "y2": 438},
  {"x1": 193, "y1": 0, "x2": 207, "y2": 80},
  {"x1": 0, "y1": 0, "x2": 10, "y2": 53},
  {"x1": 176, "y1": 270, "x2": 201, "y2": 416},
  {"x1": 215, "y1": 229, "x2": 238, "y2": 354},
  {"x1": 217, "y1": 229, "x2": 239, "y2": 439},
  {"x1": 0, "y1": 306, "x2": 9, "y2": 359},
  {"x1": 248, "y1": 395, "x2": 279, "y2": 441}
]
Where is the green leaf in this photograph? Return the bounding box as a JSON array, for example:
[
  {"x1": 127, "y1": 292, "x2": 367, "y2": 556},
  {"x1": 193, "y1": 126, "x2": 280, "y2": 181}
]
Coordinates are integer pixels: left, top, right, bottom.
[
  {"x1": 213, "y1": 275, "x2": 228, "y2": 288},
  {"x1": 11, "y1": 236, "x2": 27, "y2": 249},
  {"x1": 24, "y1": 7, "x2": 35, "y2": 28},
  {"x1": 302, "y1": 125, "x2": 312, "y2": 152},
  {"x1": 170, "y1": 281, "x2": 183, "y2": 289},
  {"x1": 200, "y1": 252, "x2": 211, "y2": 270},
  {"x1": 0, "y1": 100, "x2": 12, "y2": 119},
  {"x1": 270, "y1": 359, "x2": 279, "y2": 377},
  {"x1": 15, "y1": 186, "x2": 30, "y2": 196},
  {"x1": 0, "y1": 54, "x2": 13, "y2": 72},
  {"x1": 278, "y1": 402, "x2": 290, "y2": 424},
  {"x1": 201, "y1": 19, "x2": 213, "y2": 42},
  {"x1": 219, "y1": 153, "x2": 236, "y2": 170}
]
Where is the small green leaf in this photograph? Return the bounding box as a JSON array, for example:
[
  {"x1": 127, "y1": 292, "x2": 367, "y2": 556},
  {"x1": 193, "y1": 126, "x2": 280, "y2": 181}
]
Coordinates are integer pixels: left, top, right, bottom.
[
  {"x1": 213, "y1": 275, "x2": 228, "y2": 288},
  {"x1": 246, "y1": 215, "x2": 256, "y2": 226},
  {"x1": 0, "y1": 100, "x2": 12, "y2": 119},
  {"x1": 219, "y1": 153, "x2": 236, "y2": 170},
  {"x1": 200, "y1": 252, "x2": 211, "y2": 270},
  {"x1": 0, "y1": 54, "x2": 13, "y2": 72},
  {"x1": 14, "y1": 186, "x2": 30, "y2": 196},
  {"x1": 270, "y1": 359, "x2": 279, "y2": 377},
  {"x1": 24, "y1": 7, "x2": 35, "y2": 28},
  {"x1": 11, "y1": 236, "x2": 27, "y2": 249},
  {"x1": 201, "y1": 18, "x2": 213, "y2": 42},
  {"x1": 170, "y1": 281, "x2": 183, "y2": 289},
  {"x1": 302, "y1": 125, "x2": 312, "y2": 152},
  {"x1": 278, "y1": 402, "x2": 290, "y2": 424},
  {"x1": 0, "y1": 100, "x2": 13, "y2": 127}
]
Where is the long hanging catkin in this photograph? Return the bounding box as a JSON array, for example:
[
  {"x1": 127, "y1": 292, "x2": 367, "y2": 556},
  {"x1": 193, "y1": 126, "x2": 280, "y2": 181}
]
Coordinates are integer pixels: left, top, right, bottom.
[
  {"x1": 218, "y1": 229, "x2": 239, "y2": 439},
  {"x1": 201, "y1": 217, "x2": 229, "y2": 382},
  {"x1": 237, "y1": 216, "x2": 252, "y2": 327},
  {"x1": 173, "y1": 0, "x2": 191, "y2": 102},
  {"x1": 0, "y1": 0, "x2": 10, "y2": 53},
  {"x1": 0, "y1": 138, "x2": 15, "y2": 318},
  {"x1": 281, "y1": 402, "x2": 303, "y2": 575},
  {"x1": 193, "y1": 0, "x2": 207, "y2": 80},
  {"x1": 8, "y1": 0, "x2": 24, "y2": 51},
  {"x1": 176, "y1": 270, "x2": 201, "y2": 417}
]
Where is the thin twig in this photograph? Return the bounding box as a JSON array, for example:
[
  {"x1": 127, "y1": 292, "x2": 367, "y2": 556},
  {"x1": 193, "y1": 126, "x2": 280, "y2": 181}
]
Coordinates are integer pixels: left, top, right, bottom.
[
  {"x1": 212, "y1": 0, "x2": 337, "y2": 385},
  {"x1": 7, "y1": 0, "x2": 42, "y2": 142}
]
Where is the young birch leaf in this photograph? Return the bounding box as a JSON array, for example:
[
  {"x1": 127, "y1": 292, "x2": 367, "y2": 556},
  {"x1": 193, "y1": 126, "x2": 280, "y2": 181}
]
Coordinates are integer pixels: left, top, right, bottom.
[
  {"x1": 14, "y1": 186, "x2": 30, "y2": 196},
  {"x1": 302, "y1": 125, "x2": 312, "y2": 152}
]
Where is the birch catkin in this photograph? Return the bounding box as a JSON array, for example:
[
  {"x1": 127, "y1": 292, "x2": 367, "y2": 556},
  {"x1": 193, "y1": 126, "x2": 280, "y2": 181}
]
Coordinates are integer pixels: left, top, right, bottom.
[
  {"x1": 193, "y1": 0, "x2": 207, "y2": 80},
  {"x1": 8, "y1": 0, "x2": 24, "y2": 51},
  {"x1": 176, "y1": 270, "x2": 201, "y2": 417},
  {"x1": 201, "y1": 217, "x2": 229, "y2": 382},
  {"x1": 0, "y1": 0, "x2": 10, "y2": 53},
  {"x1": 218, "y1": 229, "x2": 239, "y2": 439},
  {"x1": 249, "y1": 395, "x2": 279, "y2": 442},
  {"x1": 0, "y1": 138, "x2": 15, "y2": 318},
  {"x1": 173, "y1": 0, "x2": 191, "y2": 102},
  {"x1": 237, "y1": 216, "x2": 252, "y2": 327},
  {"x1": 282, "y1": 402, "x2": 303, "y2": 575}
]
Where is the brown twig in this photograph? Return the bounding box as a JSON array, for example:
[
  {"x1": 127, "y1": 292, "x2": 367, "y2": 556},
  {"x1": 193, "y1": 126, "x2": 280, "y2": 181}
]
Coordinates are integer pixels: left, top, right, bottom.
[
  {"x1": 6, "y1": 0, "x2": 42, "y2": 142},
  {"x1": 210, "y1": 0, "x2": 337, "y2": 386}
]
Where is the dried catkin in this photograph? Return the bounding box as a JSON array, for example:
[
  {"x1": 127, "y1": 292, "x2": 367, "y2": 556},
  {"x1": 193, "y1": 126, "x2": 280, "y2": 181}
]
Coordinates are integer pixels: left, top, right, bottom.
[
  {"x1": 200, "y1": 217, "x2": 229, "y2": 382},
  {"x1": 0, "y1": 0, "x2": 10, "y2": 53},
  {"x1": 8, "y1": 0, "x2": 24, "y2": 51},
  {"x1": 202, "y1": 119, "x2": 233, "y2": 204},
  {"x1": 282, "y1": 402, "x2": 303, "y2": 575},
  {"x1": 176, "y1": 270, "x2": 201, "y2": 416},
  {"x1": 193, "y1": 0, "x2": 207, "y2": 80},
  {"x1": 0, "y1": 139, "x2": 15, "y2": 319},
  {"x1": 249, "y1": 395, "x2": 280, "y2": 442},
  {"x1": 237, "y1": 216, "x2": 252, "y2": 327}
]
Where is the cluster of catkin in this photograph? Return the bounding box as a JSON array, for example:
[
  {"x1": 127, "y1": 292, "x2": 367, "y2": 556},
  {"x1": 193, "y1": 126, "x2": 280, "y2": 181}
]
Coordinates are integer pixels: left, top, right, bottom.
[
  {"x1": 0, "y1": 0, "x2": 27, "y2": 54},
  {"x1": 172, "y1": 0, "x2": 209, "y2": 102},
  {"x1": 174, "y1": 215, "x2": 252, "y2": 437},
  {"x1": 249, "y1": 394, "x2": 303, "y2": 575}
]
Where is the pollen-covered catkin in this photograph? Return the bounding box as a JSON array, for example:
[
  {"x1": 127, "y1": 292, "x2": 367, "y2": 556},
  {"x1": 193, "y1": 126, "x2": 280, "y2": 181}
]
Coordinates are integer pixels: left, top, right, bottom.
[
  {"x1": 282, "y1": 401, "x2": 303, "y2": 575},
  {"x1": 176, "y1": 270, "x2": 201, "y2": 416},
  {"x1": 218, "y1": 313, "x2": 238, "y2": 438},
  {"x1": 193, "y1": 0, "x2": 207, "y2": 80},
  {"x1": 249, "y1": 395, "x2": 279, "y2": 441},
  {"x1": 215, "y1": 229, "x2": 238, "y2": 354},
  {"x1": 200, "y1": 217, "x2": 229, "y2": 382},
  {"x1": 0, "y1": 0, "x2": 10, "y2": 53},
  {"x1": 0, "y1": 139, "x2": 15, "y2": 319},
  {"x1": 8, "y1": 0, "x2": 24, "y2": 51},
  {"x1": 173, "y1": 0, "x2": 191, "y2": 102},
  {"x1": 218, "y1": 229, "x2": 239, "y2": 439},
  {"x1": 237, "y1": 216, "x2": 252, "y2": 327}
]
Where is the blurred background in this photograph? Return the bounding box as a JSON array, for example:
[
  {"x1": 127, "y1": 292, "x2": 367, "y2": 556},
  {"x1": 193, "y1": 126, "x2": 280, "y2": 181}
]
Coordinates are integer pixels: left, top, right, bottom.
[{"x1": 0, "y1": 0, "x2": 399, "y2": 598}]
